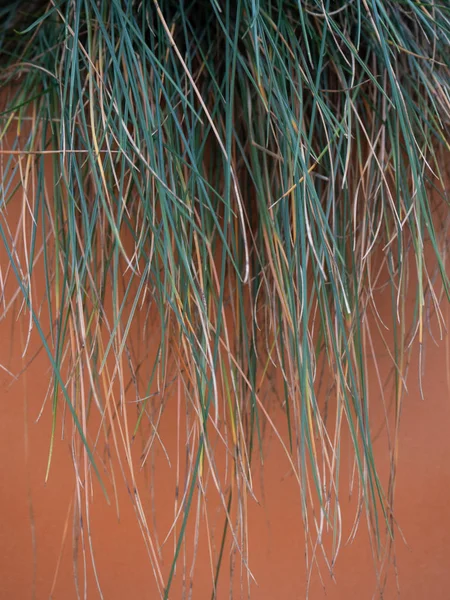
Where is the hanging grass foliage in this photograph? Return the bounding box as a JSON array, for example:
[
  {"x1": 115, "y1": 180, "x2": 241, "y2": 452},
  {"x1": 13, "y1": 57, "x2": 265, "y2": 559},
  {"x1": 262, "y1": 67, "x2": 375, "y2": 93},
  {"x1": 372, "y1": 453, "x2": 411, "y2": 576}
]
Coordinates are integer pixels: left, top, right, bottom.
[{"x1": 1, "y1": 0, "x2": 449, "y2": 597}]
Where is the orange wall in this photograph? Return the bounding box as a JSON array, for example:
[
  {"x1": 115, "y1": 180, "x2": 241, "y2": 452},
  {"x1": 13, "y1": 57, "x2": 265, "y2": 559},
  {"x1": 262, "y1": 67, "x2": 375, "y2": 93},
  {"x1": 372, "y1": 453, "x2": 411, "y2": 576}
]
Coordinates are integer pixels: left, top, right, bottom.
[{"x1": 1, "y1": 183, "x2": 449, "y2": 600}]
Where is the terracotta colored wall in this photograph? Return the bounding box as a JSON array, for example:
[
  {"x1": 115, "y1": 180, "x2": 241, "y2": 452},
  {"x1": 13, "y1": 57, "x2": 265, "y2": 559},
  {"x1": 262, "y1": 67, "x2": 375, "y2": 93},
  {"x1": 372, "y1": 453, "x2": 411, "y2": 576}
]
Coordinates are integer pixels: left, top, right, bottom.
[{"x1": 1, "y1": 183, "x2": 449, "y2": 599}]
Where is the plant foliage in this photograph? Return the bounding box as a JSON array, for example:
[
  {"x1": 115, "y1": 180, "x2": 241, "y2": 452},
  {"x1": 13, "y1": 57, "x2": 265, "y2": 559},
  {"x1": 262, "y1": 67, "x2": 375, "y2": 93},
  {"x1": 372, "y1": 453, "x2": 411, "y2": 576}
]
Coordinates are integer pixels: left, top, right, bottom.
[{"x1": 0, "y1": 0, "x2": 449, "y2": 597}]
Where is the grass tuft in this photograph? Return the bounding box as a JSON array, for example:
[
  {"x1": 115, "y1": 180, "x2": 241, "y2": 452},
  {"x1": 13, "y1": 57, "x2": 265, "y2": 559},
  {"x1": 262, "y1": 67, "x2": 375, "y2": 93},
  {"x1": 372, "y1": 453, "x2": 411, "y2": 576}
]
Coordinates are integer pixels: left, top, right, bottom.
[{"x1": 1, "y1": 0, "x2": 449, "y2": 596}]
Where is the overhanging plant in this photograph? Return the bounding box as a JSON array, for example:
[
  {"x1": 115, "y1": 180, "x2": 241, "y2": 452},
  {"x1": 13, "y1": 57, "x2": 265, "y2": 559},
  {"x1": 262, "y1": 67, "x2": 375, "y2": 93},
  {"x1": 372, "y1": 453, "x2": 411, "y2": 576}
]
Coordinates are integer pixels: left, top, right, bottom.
[{"x1": 0, "y1": 0, "x2": 449, "y2": 597}]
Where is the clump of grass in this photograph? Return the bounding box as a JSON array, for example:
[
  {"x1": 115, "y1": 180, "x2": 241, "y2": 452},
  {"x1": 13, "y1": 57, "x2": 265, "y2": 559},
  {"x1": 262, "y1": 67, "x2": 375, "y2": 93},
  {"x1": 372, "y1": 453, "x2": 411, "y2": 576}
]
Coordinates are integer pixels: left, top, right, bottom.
[{"x1": 0, "y1": 1, "x2": 449, "y2": 597}]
